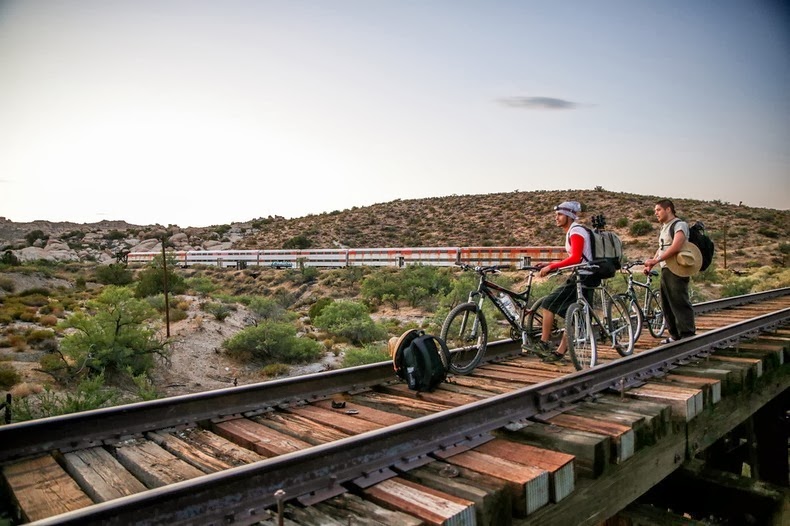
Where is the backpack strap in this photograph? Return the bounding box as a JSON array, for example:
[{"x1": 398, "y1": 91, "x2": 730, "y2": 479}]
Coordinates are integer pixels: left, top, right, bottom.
[
  {"x1": 570, "y1": 224, "x2": 593, "y2": 263},
  {"x1": 668, "y1": 218, "x2": 682, "y2": 238}
]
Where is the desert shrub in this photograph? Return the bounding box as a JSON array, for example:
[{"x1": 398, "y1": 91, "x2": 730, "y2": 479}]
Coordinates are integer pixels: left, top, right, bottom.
[
  {"x1": 58, "y1": 286, "x2": 168, "y2": 377},
  {"x1": 312, "y1": 300, "x2": 386, "y2": 344},
  {"x1": 342, "y1": 344, "x2": 390, "y2": 367},
  {"x1": 0, "y1": 363, "x2": 21, "y2": 390},
  {"x1": 135, "y1": 254, "x2": 187, "y2": 298},
  {"x1": 309, "y1": 297, "x2": 334, "y2": 321},
  {"x1": 630, "y1": 220, "x2": 653, "y2": 236},
  {"x1": 25, "y1": 230, "x2": 46, "y2": 246},
  {"x1": 203, "y1": 302, "x2": 232, "y2": 321},
  {"x1": 168, "y1": 307, "x2": 188, "y2": 323},
  {"x1": 249, "y1": 297, "x2": 287, "y2": 322},
  {"x1": 614, "y1": 217, "x2": 629, "y2": 228},
  {"x1": 18, "y1": 309, "x2": 39, "y2": 323},
  {"x1": 282, "y1": 235, "x2": 313, "y2": 249},
  {"x1": 721, "y1": 278, "x2": 757, "y2": 298},
  {"x1": 260, "y1": 363, "x2": 290, "y2": 377},
  {"x1": 131, "y1": 371, "x2": 159, "y2": 401},
  {"x1": 26, "y1": 329, "x2": 56, "y2": 346},
  {"x1": 0, "y1": 276, "x2": 14, "y2": 292},
  {"x1": 222, "y1": 320, "x2": 322, "y2": 364},
  {"x1": 95, "y1": 264, "x2": 134, "y2": 285},
  {"x1": 12, "y1": 374, "x2": 121, "y2": 421},
  {"x1": 185, "y1": 276, "x2": 216, "y2": 296},
  {"x1": 1, "y1": 251, "x2": 21, "y2": 266},
  {"x1": 757, "y1": 227, "x2": 779, "y2": 239}
]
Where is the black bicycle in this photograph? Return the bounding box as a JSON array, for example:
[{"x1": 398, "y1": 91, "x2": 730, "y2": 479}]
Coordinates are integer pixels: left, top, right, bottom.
[
  {"x1": 613, "y1": 260, "x2": 666, "y2": 341},
  {"x1": 551, "y1": 263, "x2": 635, "y2": 370},
  {"x1": 440, "y1": 264, "x2": 543, "y2": 374}
]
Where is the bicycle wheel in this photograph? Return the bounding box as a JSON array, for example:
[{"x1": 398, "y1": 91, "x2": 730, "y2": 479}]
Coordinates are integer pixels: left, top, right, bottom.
[
  {"x1": 614, "y1": 293, "x2": 642, "y2": 344},
  {"x1": 645, "y1": 290, "x2": 667, "y2": 338},
  {"x1": 606, "y1": 294, "x2": 636, "y2": 356},
  {"x1": 565, "y1": 303, "x2": 596, "y2": 370},
  {"x1": 440, "y1": 302, "x2": 487, "y2": 375},
  {"x1": 525, "y1": 296, "x2": 564, "y2": 346}
]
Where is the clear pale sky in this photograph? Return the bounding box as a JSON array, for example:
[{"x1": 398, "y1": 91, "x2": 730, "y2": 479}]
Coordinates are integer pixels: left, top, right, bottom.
[{"x1": 1, "y1": 1, "x2": 788, "y2": 228}]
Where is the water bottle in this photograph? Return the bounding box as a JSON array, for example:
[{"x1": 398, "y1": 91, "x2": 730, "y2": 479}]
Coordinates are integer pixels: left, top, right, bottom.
[{"x1": 499, "y1": 293, "x2": 518, "y2": 319}]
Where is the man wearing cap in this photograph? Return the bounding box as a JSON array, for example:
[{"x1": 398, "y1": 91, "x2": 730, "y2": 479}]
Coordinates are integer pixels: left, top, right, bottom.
[
  {"x1": 531, "y1": 200, "x2": 599, "y2": 362},
  {"x1": 645, "y1": 199, "x2": 700, "y2": 343}
]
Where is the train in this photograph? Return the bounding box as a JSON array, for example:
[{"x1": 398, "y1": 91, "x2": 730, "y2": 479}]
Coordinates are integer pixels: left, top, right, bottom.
[{"x1": 126, "y1": 246, "x2": 566, "y2": 270}]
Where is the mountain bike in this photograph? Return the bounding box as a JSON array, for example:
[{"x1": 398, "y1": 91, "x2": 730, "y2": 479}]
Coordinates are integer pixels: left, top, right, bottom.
[
  {"x1": 559, "y1": 263, "x2": 635, "y2": 370},
  {"x1": 440, "y1": 264, "x2": 543, "y2": 374},
  {"x1": 613, "y1": 260, "x2": 666, "y2": 341}
]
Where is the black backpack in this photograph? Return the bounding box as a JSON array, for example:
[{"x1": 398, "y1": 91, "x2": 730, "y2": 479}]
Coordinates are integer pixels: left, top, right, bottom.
[
  {"x1": 577, "y1": 225, "x2": 623, "y2": 279},
  {"x1": 671, "y1": 220, "x2": 714, "y2": 272},
  {"x1": 393, "y1": 330, "x2": 451, "y2": 392}
]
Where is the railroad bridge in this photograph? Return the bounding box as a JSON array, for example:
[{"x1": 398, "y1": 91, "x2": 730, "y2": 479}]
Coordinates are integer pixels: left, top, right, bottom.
[{"x1": 1, "y1": 290, "x2": 788, "y2": 525}]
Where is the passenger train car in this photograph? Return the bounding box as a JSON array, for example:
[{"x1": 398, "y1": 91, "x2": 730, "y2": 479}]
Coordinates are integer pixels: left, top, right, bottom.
[{"x1": 126, "y1": 246, "x2": 566, "y2": 269}]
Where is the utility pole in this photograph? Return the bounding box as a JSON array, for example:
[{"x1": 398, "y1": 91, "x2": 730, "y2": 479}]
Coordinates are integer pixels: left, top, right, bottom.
[{"x1": 161, "y1": 235, "x2": 170, "y2": 337}]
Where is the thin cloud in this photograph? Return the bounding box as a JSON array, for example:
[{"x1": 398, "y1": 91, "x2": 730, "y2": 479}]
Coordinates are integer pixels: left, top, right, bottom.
[{"x1": 499, "y1": 96, "x2": 582, "y2": 110}]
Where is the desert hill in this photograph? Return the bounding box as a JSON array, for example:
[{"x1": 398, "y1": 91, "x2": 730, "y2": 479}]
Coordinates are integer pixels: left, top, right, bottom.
[{"x1": 2, "y1": 189, "x2": 788, "y2": 269}]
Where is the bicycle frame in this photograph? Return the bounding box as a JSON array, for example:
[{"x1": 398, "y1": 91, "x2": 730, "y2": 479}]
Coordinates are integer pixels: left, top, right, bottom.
[
  {"x1": 622, "y1": 261, "x2": 657, "y2": 312},
  {"x1": 467, "y1": 266, "x2": 536, "y2": 324}
]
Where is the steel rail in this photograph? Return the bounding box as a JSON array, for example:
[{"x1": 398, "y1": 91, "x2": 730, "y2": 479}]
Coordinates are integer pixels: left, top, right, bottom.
[
  {"x1": 0, "y1": 361, "x2": 396, "y2": 463},
  {"x1": 692, "y1": 287, "x2": 790, "y2": 314},
  {"x1": 5, "y1": 289, "x2": 786, "y2": 464},
  {"x1": 28, "y1": 306, "x2": 790, "y2": 525}
]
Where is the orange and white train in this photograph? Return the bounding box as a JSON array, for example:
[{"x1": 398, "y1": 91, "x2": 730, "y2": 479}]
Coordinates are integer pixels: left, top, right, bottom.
[{"x1": 126, "y1": 246, "x2": 566, "y2": 269}]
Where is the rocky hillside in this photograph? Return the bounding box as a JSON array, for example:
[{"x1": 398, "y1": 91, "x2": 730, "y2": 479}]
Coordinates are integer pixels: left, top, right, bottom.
[{"x1": 2, "y1": 189, "x2": 788, "y2": 269}]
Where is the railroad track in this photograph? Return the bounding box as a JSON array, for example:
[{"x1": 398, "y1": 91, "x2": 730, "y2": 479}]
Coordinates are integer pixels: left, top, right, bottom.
[{"x1": 2, "y1": 289, "x2": 789, "y2": 525}]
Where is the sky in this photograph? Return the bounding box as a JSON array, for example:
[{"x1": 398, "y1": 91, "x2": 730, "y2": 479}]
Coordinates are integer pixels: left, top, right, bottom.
[{"x1": 1, "y1": 1, "x2": 788, "y2": 228}]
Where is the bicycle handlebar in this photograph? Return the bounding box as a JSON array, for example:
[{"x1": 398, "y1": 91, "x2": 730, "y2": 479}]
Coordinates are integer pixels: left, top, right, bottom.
[{"x1": 456, "y1": 263, "x2": 543, "y2": 274}]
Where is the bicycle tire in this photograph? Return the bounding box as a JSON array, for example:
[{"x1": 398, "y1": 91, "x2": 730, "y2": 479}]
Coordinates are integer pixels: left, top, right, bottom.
[
  {"x1": 525, "y1": 296, "x2": 564, "y2": 346},
  {"x1": 616, "y1": 293, "x2": 643, "y2": 344},
  {"x1": 440, "y1": 302, "x2": 487, "y2": 375},
  {"x1": 645, "y1": 290, "x2": 667, "y2": 338},
  {"x1": 565, "y1": 302, "x2": 596, "y2": 370},
  {"x1": 606, "y1": 294, "x2": 636, "y2": 356}
]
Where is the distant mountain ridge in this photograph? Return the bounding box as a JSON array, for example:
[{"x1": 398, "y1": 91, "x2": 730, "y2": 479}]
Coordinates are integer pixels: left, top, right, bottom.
[{"x1": 1, "y1": 189, "x2": 788, "y2": 269}]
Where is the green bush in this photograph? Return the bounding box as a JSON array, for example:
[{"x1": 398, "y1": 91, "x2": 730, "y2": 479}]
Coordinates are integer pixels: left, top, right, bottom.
[
  {"x1": 309, "y1": 297, "x2": 334, "y2": 321},
  {"x1": 629, "y1": 220, "x2": 653, "y2": 236},
  {"x1": 1, "y1": 251, "x2": 21, "y2": 266},
  {"x1": 249, "y1": 297, "x2": 286, "y2": 322},
  {"x1": 135, "y1": 254, "x2": 187, "y2": 298},
  {"x1": 203, "y1": 302, "x2": 232, "y2": 321},
  {"x1": 614, "y1": 217, "x2": 629, "y2": 228},
  {"x1": 12, "y1": 375, "x2": 122, "y2": 421},
  {"x1": 59, "y1": 286, "x2": 168, "y2": 377},
  {"x1": 312, "y1": 300, "x2": 386, "y2": 344},
  {"x1": 222, "y1": 320, "x2": 322, "y2": 364},
  {"x1": 95, "y1": 264, "x2": 133, "y2": 285},
  {"x1": 185, "y1": 276, "x2": 216, "y2": 296},
  {"x1": 0, "y1": 276, "x2": 14, "y2": 292},
  {"x1": 0, "y1": 363, "x2": 21, "y2": 390},
  {"x1": 342, "y1": 344, "x2": 390, "y2": 367}
]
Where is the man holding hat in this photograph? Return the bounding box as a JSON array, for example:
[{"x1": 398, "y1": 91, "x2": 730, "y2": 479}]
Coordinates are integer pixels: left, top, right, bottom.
[
  {"x1": 531, "y1": 200, "x2": 598, "y2": 362},
  {"x1": 645, "y1": 199, "x2": 702, "y2": 344}
]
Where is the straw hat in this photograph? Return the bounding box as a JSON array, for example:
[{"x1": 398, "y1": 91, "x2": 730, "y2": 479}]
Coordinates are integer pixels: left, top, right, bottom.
[
  {"x1": 665, "y1": 241, "x2": 703, "y2": 277},
  {"x1": 389, "y1": 329, "x2": 420, "y2": 370}
]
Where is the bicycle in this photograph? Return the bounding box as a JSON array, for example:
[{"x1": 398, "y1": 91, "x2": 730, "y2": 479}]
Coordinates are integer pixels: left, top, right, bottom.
[
  {"x1": 440, "y1": 264, "x2": 544, "y2": 374},
  {"x1": 613, "y1": 260, "x2": 666, "y2": 341},
  {"x1": 558, "y1": 263, "x2": 635, "y2": 370}
]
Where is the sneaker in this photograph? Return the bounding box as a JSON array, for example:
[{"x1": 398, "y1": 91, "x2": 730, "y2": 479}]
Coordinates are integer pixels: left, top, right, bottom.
[
  {"x1": 542, "y1": 350, "x2": 567, "y2": 363},
  {"x1": 526, "y1": 340, "x2": 553, "y2": 358},
  {"x1": 660, "y1": 337, "x2": 675, "y2": 344}
]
